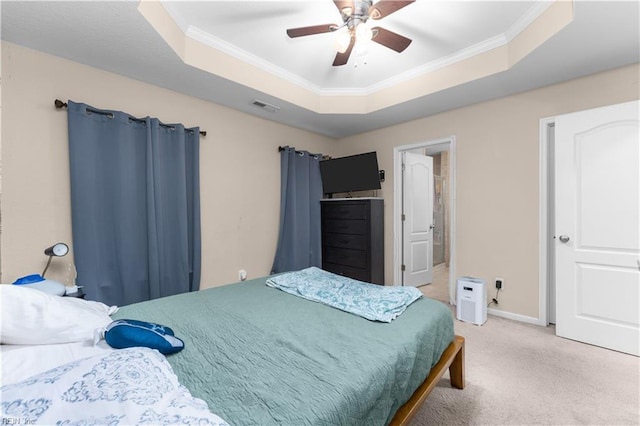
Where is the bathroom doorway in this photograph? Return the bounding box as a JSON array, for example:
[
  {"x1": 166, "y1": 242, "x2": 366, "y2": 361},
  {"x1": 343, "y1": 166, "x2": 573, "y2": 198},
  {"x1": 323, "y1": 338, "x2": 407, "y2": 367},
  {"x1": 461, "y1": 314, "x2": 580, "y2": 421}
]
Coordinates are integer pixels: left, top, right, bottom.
[{"x1": 393, "y1": 137, "x2": 456, "y2": 304}]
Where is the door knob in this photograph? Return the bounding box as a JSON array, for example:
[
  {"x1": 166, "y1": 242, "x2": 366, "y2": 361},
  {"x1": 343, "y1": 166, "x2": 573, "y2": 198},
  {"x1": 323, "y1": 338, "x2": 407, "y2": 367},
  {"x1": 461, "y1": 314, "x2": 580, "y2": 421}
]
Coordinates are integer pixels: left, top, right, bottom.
[{"x1": 559, "y1": 235, "x2": 570, "y2": 243}]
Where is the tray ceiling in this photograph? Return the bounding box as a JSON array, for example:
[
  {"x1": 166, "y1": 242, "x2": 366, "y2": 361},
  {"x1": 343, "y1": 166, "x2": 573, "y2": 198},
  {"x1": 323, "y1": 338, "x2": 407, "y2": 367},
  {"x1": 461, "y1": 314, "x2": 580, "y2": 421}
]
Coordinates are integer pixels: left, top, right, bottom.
[{"x1": 1, "y1": 1, "x2": 638, "y2": 137}]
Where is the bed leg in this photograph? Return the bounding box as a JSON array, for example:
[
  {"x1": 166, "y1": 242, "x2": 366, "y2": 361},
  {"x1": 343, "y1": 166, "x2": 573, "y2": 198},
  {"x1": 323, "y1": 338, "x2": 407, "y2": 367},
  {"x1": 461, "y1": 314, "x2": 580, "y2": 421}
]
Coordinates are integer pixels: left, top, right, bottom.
[{"x1": 449, "y1": 335, "x2": 465, "y2": 389}]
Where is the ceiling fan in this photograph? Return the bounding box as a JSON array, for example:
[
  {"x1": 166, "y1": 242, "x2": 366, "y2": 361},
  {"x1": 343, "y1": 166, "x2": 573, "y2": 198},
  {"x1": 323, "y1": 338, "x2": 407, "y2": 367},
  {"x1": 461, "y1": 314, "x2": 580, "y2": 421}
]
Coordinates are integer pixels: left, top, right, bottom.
[{"x1": 286, "y1": 0, "x2": 415, "y2": 66}]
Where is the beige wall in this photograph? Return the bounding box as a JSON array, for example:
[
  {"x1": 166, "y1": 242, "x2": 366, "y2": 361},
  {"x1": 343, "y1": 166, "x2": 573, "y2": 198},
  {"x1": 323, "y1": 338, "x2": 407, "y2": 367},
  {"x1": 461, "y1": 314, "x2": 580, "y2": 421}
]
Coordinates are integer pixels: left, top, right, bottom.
[
  {"x1": 2, "y1": 41, "x2": 638, "y2": 320},
  {"x1": 334, "y1": 64, "x2": 640, "y2": 319},
  {"x1": 0, "y1": 42, "x2": 335, "y2": 288}
]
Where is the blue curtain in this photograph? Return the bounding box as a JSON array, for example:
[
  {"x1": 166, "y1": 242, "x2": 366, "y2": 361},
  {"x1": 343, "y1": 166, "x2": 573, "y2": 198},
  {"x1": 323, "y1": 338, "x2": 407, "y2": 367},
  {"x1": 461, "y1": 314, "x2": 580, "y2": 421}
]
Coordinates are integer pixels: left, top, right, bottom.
[
  {"x1": 271, "y1": 146, "x2": 323, "y2": 274},
  {"x1": 67, "y1": 101, "x2": 201, "y2": 306}
]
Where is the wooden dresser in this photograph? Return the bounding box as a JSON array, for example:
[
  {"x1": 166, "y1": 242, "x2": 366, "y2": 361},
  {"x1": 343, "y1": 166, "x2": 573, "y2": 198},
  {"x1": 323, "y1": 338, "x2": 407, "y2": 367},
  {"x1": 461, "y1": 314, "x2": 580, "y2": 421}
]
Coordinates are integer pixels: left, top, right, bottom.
[{"x1": 320, "y1": 198, "x2": 384, "y2": 285}]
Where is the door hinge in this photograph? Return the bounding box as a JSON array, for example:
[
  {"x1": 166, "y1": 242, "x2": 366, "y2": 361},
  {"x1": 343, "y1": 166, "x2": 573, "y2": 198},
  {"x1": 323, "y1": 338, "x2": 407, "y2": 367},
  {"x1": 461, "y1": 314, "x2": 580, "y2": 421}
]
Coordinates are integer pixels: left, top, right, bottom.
[
  {"x1": 401, "y1": 264, "x2": 406, "y2": 271},
  {"x1": 401, "y1": 214, "x2": 406, "y2": 221}
]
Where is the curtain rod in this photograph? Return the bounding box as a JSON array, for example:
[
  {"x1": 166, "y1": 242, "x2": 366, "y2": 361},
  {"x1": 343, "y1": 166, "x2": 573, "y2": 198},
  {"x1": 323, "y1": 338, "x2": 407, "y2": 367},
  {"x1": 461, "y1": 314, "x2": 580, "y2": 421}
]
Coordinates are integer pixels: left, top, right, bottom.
[
  {"x1": 278, "y1": 146, "x2": 317, "y2": 153},
  {"x1": 54, "y1": 99, "x2": 207, "y2": 137},
  {"x1": 278, "y1": 146, "x2": 331, "y2": 160}
]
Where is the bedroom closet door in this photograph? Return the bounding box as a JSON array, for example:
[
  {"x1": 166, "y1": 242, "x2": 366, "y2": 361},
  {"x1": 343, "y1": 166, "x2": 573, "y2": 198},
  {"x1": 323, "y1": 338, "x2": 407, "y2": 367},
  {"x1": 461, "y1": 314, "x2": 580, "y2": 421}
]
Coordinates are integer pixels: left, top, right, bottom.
[{"x1": 554, "y1": 100, "x2": 639, "y2": 356}]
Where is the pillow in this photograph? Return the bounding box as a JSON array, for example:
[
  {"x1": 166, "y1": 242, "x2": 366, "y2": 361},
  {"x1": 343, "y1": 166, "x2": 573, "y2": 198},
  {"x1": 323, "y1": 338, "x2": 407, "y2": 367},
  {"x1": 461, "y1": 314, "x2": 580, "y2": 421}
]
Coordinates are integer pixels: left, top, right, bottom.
[
  {"x1": 104, "y1": 319, "x2": 184, "y2": 354},
  {"x1": 0, "y1": 284, "x2": 117, "y2": 345},
  {"x1": 13, "y1": 274, "x2": 66, "y2": 296}
]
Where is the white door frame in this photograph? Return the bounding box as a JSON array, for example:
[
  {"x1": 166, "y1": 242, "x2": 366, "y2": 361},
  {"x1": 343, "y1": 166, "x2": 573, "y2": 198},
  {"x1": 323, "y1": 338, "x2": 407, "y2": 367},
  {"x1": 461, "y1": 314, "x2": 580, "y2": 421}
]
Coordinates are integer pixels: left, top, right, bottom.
[
  {"x1": 393, "y1": 137, "x2": 457, "y2": 304},
  {"x1": 539, "y1": 117, "x2": 555, "y2": 326}
]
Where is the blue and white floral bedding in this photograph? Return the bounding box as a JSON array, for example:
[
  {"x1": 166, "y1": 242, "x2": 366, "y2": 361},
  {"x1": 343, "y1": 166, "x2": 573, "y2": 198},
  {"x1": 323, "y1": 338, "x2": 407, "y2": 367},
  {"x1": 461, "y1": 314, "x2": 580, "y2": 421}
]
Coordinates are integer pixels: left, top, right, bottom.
[
  {"x1": 0, "y1": 347, "x2": 228, "y2": 426},
  {"x1": 266, "y1": 266, "x2": 423, "y2": 322}
]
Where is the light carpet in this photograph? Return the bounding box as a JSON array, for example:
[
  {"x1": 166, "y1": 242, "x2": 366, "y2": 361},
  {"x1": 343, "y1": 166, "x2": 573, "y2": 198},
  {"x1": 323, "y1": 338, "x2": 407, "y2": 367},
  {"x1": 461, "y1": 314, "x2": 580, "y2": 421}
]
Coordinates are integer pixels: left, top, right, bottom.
[{"x1": 409, "y1": 307, "x2": 640, "y2": 425}]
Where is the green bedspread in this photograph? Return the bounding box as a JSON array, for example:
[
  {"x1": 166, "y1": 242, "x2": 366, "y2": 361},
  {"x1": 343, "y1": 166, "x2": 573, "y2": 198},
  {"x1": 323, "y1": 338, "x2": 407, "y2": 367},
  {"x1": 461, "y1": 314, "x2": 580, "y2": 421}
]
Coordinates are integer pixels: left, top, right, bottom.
[{"x1": 112, "y1": 276, "x2": 454, "y2": 426}]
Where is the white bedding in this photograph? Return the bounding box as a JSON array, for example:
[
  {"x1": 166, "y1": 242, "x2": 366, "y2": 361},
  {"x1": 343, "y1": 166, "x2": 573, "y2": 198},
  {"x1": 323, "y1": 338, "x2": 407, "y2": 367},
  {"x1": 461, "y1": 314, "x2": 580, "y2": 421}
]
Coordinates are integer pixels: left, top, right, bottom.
[
  {"x1": 1, "y1": 340, "x2": 114, "y2": 385},
  {"x1": 1, "y1": 347, "x2": 229, "y2": 425},
  {"x1": 0, "y1": 284, "x2": 116, "y2": 345},
  {"x1": 0, "y1": 286, "x2": 228, "y2": 424}
]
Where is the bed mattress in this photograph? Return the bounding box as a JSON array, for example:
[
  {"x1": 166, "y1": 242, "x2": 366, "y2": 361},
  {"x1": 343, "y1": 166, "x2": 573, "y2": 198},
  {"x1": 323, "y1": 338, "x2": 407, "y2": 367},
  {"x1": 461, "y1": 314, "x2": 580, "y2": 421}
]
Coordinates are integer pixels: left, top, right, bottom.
[{"x1": 112, "y1": 275, "x2": 454, "y2": 425}]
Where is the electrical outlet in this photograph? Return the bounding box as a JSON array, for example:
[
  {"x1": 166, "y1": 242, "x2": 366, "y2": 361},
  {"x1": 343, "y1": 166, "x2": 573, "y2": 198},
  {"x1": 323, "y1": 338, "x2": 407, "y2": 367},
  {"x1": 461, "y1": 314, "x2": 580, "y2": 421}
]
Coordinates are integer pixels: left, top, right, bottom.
[{"x1": 495, "y1": 277, "x2": 504, "y2": 290}]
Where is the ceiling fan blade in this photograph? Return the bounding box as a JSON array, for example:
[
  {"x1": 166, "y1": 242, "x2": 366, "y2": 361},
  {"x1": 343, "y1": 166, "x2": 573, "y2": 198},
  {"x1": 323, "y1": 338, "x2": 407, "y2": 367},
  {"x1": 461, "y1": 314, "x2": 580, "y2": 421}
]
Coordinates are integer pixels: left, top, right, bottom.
[
  {"x1": 371, "y1": 26, "x2": 412, "y2": 52},
  {"x1": 333, "y1": 0, "x2": 355, "y2": 17},
  {"x1": 333, "y1": 36, "x2": 355, "y2": 66},
  {"x1": 368, "y1": 0, "x2": 415, "y2": 20},
  {"x1": 287, "y1": 24, "x2": 337, "y2": 38}
]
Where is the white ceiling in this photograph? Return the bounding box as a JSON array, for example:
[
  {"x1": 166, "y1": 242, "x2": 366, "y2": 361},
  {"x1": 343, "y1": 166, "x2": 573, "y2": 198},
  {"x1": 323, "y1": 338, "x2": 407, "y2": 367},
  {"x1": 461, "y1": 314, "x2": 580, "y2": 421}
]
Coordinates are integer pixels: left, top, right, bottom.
[
  {"x1": 160, "y1": 0, "x2": 541, "y2": 90},
  {"x1": 1, "y1": 1, "x2": 639, "y2": 138}
]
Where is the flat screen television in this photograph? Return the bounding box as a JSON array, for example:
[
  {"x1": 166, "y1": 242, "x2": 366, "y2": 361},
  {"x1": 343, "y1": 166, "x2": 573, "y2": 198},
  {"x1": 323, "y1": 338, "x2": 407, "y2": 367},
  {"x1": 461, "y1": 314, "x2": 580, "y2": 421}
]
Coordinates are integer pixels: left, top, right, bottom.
[{"x1": 319, "y1": 151, "x2": 381, "y2": 195}]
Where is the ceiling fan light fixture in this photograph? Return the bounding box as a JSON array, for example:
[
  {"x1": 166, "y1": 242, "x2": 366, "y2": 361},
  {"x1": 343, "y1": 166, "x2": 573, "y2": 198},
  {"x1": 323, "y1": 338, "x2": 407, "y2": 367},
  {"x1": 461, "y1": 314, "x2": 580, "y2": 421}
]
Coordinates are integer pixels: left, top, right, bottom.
[
  {"x1": 355, "y1": 21, "x2": 373, "y2": 42},
  {"x1": 335, "y1": 30, "x2": 352, "y2": 53},
  {"x1": 285, "y1": 0, "x2": 415, "y2": 66}
]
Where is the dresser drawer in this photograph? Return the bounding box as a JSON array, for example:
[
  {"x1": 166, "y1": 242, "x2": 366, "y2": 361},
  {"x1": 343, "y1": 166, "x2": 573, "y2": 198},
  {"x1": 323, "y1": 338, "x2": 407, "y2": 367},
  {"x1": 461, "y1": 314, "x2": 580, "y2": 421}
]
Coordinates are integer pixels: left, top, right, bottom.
[
  {"x1": 322, "y1": 233, "x2": 367, "y2": 250},
  {"x1": 322, "y1": 203, "x2": 367, "y2": 220},
  {"x1": 323, "y1": 219, "x2": 366, "y2": 235},
  {"x1": 320, "y1": 199, "x2": 384, "y2": 285},
  {"x1": 323, "y1": 262, "x2": 371, "y2": 283},
  {"x1": 323, "y1": 247, "x2": 367, "y2": 268}
]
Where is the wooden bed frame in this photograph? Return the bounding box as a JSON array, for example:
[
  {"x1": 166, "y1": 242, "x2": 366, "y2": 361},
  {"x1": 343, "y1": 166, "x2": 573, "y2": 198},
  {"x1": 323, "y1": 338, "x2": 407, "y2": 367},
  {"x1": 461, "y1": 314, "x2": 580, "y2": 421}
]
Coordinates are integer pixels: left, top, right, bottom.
[{"x1": 390, "y1": 335, "x2": 465, "y2": 426}]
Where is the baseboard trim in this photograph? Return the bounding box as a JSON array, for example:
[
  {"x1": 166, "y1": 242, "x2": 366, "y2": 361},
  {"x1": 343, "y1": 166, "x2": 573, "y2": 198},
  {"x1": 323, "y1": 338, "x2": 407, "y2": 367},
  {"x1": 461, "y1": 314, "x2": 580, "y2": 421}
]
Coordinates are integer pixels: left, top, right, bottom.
[{"x1": 488, "y1": 308, "x2": 540, "y2": 325}]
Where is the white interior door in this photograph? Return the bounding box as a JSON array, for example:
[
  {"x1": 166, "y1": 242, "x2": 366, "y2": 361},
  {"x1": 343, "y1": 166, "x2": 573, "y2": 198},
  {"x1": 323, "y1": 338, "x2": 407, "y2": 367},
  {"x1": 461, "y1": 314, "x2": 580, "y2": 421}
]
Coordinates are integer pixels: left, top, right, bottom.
[
  {"x1": 555, "y1": 100, "x2": 639, "y2": 356},
  {"x1": 402, "y1": 152, "x2": 434, "y2": 287}
]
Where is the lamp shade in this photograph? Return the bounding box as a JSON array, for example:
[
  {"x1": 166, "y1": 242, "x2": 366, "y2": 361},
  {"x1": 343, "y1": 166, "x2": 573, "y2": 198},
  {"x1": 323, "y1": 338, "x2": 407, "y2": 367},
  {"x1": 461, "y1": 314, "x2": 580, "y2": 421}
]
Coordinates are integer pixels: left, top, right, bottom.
[{"x1": 44, "y1": 243, "x2": 69, "y2": 257}]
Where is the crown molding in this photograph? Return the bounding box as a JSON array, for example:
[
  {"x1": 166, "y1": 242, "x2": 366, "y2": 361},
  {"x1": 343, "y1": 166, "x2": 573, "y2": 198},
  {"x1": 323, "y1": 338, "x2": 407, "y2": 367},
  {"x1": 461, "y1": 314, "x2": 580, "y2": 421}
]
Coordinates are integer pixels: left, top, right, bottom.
[
  {"x1": 505, "y1": 1, "x2": 555, "y2": 42},
  {"x1": 147, "y1": 0, "x2": 572, "y2": 112},
  {"x1": 185, "y1": 25, "x2": 324, "y2": 94},
  {"x1": 181, "y1": 1, "x2": 556, "y2": 97}
]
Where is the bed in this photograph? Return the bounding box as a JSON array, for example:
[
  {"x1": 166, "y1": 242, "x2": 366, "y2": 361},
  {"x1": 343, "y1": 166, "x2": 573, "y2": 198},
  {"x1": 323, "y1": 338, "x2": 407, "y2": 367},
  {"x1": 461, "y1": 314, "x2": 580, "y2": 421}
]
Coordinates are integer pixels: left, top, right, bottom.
[{"x1": 1, "y1": 270, "x2": 464, "y2": 425}]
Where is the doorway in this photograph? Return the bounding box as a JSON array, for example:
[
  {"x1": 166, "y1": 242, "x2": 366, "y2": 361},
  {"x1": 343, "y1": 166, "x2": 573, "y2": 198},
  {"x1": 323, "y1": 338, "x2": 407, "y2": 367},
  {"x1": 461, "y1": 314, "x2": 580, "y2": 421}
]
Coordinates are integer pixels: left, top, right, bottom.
[{"x1": 393, "y1": 137, "x2": 456, "y2": 304}]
